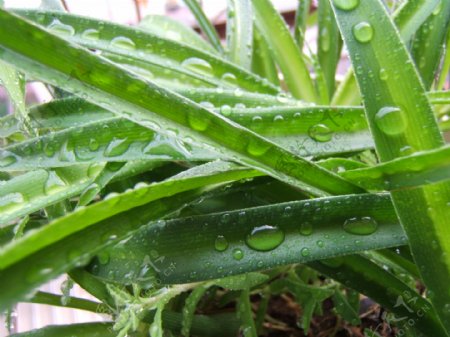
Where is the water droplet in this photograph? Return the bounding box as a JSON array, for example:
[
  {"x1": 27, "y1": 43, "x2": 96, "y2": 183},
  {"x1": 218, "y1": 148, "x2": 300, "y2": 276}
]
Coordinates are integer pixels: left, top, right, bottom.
[
  {"x1": 299, "y1": 222, "x2": 313, "y2": 236},
  {"x1": 333, "y1": 0, "x2": 359, "y2": 11},
  {"x1": 379, "y1": 68, "x2": 388, "y2": 81},
  {"x1": 47, "y1": 19, "x2": 74, "y2": 36},
  {"x1": 276, "y1": 93, "x2": 289, "y2": 103},
  {"x1": 343, "y1": 216, "x2": 378, "y2": 235},
  {"x1": 245, "y1": 225, "x2": 285, "y2": 252},
  {"x1": 187, "y1": 111, "x2": 211, "y2": 131},
  {"x1": 220, "y1": 105, "x2": 232, "y2": 116},
  {"x1": 0, "y1": 192, "x2": 25, "y2": 211},
  {"x1": 353, "y1": 21, "x2": 374, "y2": 43},
  {"x1": 301, "y1": 247, "x2": 310, "y2": 257},
  {"x1": 374, "y1": 106, "x2": 407, "y2": 136},
  {"x1": 247, "y1": 138, "x2": 271, "y2": 157},
  {"x1": 97, "y1": 251, "x2": 110, "y2": 265},
  {"x1": 110, "y1": 36, "x2": 136, "y2": 50},
  {"x1": 320, "y1": 27, "x2": 330, "y2": 52},
  {"x1": 181, "y1": 57, "x2": 213, "y2": 76},
  {"x1": 273, "y1": 115, "x2": 284, "y2": 122},
  {"x1": 308, "y1": 124, "x2": 333, "y2": 142},
  {"x1": 221, "y1": 72, "x2": 237, "y2": 85},
  {"x1": 232, "y1": 248, "x2": 244, "y2": 261},
  {"x1": 234, "y1": 88, "x2": 243, "y2": 97},
  {"x1": 81, "y1": 28, "x2": 100, "y2": 40},
  {"x1": 215, "y1": 235, "x2": 229, "y2": 252},
  {"x1": 316, "y1": 240, "x2": 325, "y2": 248},
  {"x1": 104, "y1": 137, "x2": 130, "y2": 157}
]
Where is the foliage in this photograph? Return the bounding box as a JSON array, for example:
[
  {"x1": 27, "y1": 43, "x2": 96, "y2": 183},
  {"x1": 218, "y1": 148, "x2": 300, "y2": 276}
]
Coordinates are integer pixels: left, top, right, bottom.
[{"x1": 0, "y1": 0, "x2": 449, "y2": 336}]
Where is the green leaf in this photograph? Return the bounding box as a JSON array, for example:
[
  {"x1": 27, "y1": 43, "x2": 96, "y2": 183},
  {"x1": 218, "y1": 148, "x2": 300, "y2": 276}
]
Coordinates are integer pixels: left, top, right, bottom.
[
  {"x1": 0, "y1": 161, "x2": 260, "y2": 269},
  {"x1": 251, "y1": 0, "x2": 317, "y2": 101},
  {"x1": 214, "y1": 273, "x2": 269, "y2": 290},
  {"x1": 393, "y1": 0, "x2": 441, "y2": 43},
  {"x1": 310, "y1": 254, "x2": 449, "y2": 337},
  {"x1": 8, "y1": 322, "x2": 115, "y2": 337},
  {"x1": 332, "y1": 289, "x2": 360, "y2": 325},
  {"x1": 331, "y1": 0, "x2": 442, "y2": 105},
  {"x1": 238, "y1": 289, "x2": 257, "y2": 337},
  {"x1": 294, "y1": 0, "x2": 311, "y2": 48},
  {"x1": 411, "y1": 0, "x2": 450, "y2": 88},
  {"x1": 0, "y1": 9, "x2": 362, "y2": 197},
  {"x1": 16, "y1": 10, "x2": 276, "y2": 95},
  {"x1": 226, "y1": 0, "x2": 253, "y2": 70},
  {"x1": 182, "y1": 0, "x2": 224, "y2": 53},
  {"x1": 251, "y1": 26, "x2": 279, "y2": 85},
  {"x1": 138, "y1": 14, "x2": 217, "y2": 54},
  {"x1": 181, "y1": 285, "x2": 209, "y2": 337},
  {"x1": 341, "y1": 145, "x2": 450, "y2": 190},
  {"x1": 90, "y1": 193, "x2": 406, "y2": 285},
  {"x1": 318, "y1": 0, "x2": 342, "y2": 98},
  {"x1": 0, "y1": 60, "x2": 31, "y2": 134},
  {"x1": 330, "y1": 0, "x2": 450, "y2": 329}
]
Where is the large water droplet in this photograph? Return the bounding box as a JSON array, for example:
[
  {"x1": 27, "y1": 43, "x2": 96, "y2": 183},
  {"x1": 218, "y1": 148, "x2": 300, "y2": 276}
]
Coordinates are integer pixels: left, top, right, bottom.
[
  {"x1": 247, "y1": 138, "x2": 271, "y2": 157},
  {"x1": 221, "y1": 72, "x2": 237, "y2": 85},
  {"x1": 188, "y1": 112, "x2": 210, "y2": 131},
  {"x1": 81, "y1": 28, "x2": 100, "y2": 40},
  {"x1": 245, "y1": 225, "x2": 284, "y2": 252},
  {"x1": 352, "y1": 21, "x2": 374, "y2": 43},
  {"x1": 214, "y1": 235, "x2": 229, "y2": 252},
  {"x1": 110, "y1": 36, "x2": 136, "y2": 50},
  {"x1": 343, "y1": 216, "x2": 378, "y2": 235},
  {"x1": 301, "y1": 247, "x2": 310, "y2": 257},
  {"x1": 374, "y1": 106, "x2": 407, "y2": 136},
  {"x1": 333, "y1": 0, "x2": 359, "y2": 11},
  {"x1": 308, "y1": 124, "x2": 332, "y2": 142},
  {"x1": 232, "y1": 248, "x2": 244, "y2": 261},
  {"x1": 299, "y1": 222, "x2": 313, "y2": 236},
  {"x1": 48, "y1": 19, "x2": 75, "y2": 36},
  {"x1": 181, "y1": 57, "x2": 213, "y2": 77},
  {"x1": 104, "y1": 137, "x2": 130, "y2": 157}
]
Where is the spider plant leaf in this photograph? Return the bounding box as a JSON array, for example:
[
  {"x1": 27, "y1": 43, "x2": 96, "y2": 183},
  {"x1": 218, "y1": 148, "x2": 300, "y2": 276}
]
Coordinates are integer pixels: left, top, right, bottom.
[
  {"x1": 0, "y1": 60, "x2": 31, "y2": 134},
  {"x1": 0, "y1": 162, "x2": 261, "y2": 310},
  {"x1": 341, "y1": 145, "x2": 450, "y2": 190},
  {"x1": 26, "y1": 291, "x2": 106, "y2": 313},
  {"x1": 8, "y1": 322, "x2": 116, "y2": 337},
  {"x1": 294, "y1": 0, "x2": 311, "y2": 48},
  {"x1": 226, "y1": 0, "x2": 253, "y2": 70},
  {"x1": 0, "y1": 9, "x2": 362, "y2": 196},
  {"x1": 0, "y1": 166, "x2": 100, "y2": 226},
  {"x1": 237, "y1": 289, "x2": 257, "y2": 337},
  {"x1": 411, "y1": 0, "x2": 450, "y2": 88},
  {"x1": 332, "y1": 289, "x2": 360, "y2": 326},
  {"x1": 331, "y1": 0, "x2": 443, "y2": 105},
  {"x1": 310, "y1": 254, "x2": 449, "y2": 337},
  {"x1": 251, "y1": 0, "x2": 318, "y2": 101},
  {"x1": 138, "y1": 14, "x2": 217, "y2": 54},
  {"x1": 437, "y1": 33, "x2": 450, "y2": 90},
  {"x1": 90, "y1": 193, "x2": 406, "y2": 285},
  {"x1": 181, "y1": 285, "x2": 209, "y2": 337},
  {"x1": 182, "y1": 0, "x2": 224, "y2": 53},
  {"x1": 15, "y1": 10, "x2": 277, "y2": 95},
  {"x1": 330, "y1": 0, "x2": 450, "y2": 329},
  {"x1": 0, "y1": 161, "x2": 261, "y2": 270},
  {"x1": 251, "y1": 26, "x2": 279, "y2": 85},
  {"x1": 318, "y1": 0, "x2": 342, "y2": 98},
  {"x1": 393, "y1": 0, "x2": 441, "y2": 43}
]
